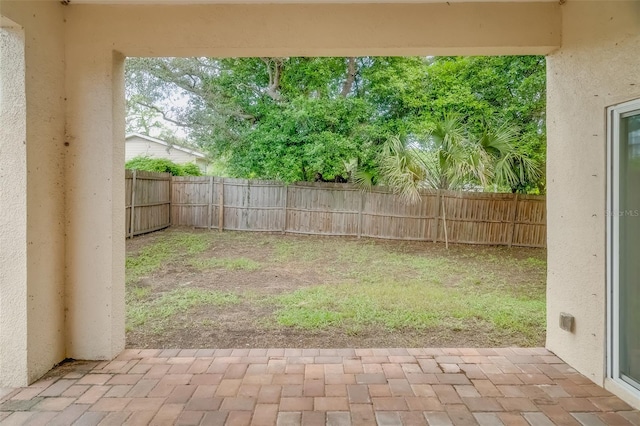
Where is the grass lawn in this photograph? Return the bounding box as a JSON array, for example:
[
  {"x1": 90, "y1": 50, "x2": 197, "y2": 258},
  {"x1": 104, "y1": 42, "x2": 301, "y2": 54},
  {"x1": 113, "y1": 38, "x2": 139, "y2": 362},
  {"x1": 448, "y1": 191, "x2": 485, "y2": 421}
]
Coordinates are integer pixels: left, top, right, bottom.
[{"x1": 125, "y1": 227, "x2": 546, "y2": 348}]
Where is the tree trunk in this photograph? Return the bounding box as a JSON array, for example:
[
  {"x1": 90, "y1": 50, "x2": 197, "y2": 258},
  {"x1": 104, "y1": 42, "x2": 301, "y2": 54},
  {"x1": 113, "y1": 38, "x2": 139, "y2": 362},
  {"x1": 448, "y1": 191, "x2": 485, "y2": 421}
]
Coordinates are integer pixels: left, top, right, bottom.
[
  {"x1": 340, "y1": 57, "x2": 357, "y2": 97},
  {"x1": 262, "y1": 57, "x2": 284, "y2": 101}
]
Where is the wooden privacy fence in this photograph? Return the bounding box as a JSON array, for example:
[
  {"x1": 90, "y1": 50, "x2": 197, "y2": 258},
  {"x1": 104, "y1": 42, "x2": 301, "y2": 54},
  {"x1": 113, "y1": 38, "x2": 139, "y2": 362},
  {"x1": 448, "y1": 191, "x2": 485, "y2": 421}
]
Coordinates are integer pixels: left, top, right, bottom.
[
  {"x1": 125, "y1": 170, "x2": 171, "y2": 237},
  {"x1": 170, "y1": 177, "x2": 546, "y2": 247}
]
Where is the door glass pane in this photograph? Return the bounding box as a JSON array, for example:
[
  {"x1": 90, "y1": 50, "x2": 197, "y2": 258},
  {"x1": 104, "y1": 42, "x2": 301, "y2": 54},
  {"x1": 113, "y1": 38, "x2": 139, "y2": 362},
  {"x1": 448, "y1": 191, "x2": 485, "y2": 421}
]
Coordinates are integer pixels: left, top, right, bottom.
[{"x1": 619, "y1": 110, "x2": 640, "y2": 388}]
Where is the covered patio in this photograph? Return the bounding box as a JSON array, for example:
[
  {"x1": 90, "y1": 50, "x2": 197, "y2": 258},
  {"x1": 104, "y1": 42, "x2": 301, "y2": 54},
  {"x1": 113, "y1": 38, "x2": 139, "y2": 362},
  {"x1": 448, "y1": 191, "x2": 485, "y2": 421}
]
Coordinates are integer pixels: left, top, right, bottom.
[
  {"x1": 2, "y1": 347, "x2": 639, "y2": 425},
  {"x1": 1, "y1": 0, "x2": 640, "y2": 418}
]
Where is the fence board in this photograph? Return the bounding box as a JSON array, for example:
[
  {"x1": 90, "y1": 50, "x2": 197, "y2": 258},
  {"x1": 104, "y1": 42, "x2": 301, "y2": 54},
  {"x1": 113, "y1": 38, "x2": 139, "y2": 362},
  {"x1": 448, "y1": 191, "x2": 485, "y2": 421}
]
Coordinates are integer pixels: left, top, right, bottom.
[
  {"x1": 125, "y1": 170, "x2": 171, "y2": 237},
  {"x1": 286, "y1": 182, "x2": 360, "y2": 236},
  {"x1": 130, "y1": 174, "x2": 546, "y2": 247},
  {"x1": 170, "y1": 176, "x2": 217, "y2": 227},
  {"x1": 223, "y1": 178, "x2": 286, "y2": 231}
]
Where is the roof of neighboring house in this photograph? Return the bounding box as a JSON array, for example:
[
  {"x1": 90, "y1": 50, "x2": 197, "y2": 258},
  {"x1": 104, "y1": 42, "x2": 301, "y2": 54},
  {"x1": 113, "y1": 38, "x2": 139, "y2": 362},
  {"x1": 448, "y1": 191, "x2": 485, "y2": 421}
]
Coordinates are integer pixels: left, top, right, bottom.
[{"x1": 125, "y1": 132, "x2": 207, "y2": 159}]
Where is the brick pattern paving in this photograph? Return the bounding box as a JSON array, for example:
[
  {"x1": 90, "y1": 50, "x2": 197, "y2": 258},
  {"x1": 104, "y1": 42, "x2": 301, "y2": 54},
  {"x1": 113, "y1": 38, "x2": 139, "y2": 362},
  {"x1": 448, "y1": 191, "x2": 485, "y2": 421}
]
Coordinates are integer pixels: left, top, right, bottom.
[{"x1": 1, "y1": 348, "x2": 639, "y2": 425}]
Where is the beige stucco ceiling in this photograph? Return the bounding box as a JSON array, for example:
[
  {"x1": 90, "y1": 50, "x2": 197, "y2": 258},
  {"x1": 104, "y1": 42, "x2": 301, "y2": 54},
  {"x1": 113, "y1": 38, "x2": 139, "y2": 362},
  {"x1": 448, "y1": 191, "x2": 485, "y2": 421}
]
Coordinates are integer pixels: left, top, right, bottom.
[{"x1": 68, "y1": 0, "x2": 559, "y2": 3}]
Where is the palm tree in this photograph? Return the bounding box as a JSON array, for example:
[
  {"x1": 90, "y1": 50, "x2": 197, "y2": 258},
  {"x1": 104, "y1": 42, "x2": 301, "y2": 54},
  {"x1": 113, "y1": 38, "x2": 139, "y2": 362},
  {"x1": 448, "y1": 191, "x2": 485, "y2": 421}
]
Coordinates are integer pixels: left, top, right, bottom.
[
  {"x1": 478, "y1": 121, "x2": 542, "y2": 193},
  {"x1": 366, "y1": 114, "x2": 541, "y2": 203},
  {"x1": 420, "y1": 113, "x2": 492, "y2": 191}
]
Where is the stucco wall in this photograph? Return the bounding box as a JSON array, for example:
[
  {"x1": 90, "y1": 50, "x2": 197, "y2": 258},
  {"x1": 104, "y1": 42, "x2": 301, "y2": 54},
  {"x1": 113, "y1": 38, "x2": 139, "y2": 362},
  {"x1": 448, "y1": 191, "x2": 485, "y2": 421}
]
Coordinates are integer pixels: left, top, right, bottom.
[
  {"x1": 546, "y1": 1, "x2": 640, "y2": 386},
  {"x1": 0, "y1": 2, "x2": 66, "y2": 386},
  {"x1": 65, "y1": 2, "x2": 560, "y2": 57},
  {"x1": 0, "y1": 16, "x2": 28, "y2": 388},
  {"x1": 64, "y1": 46, "x2": 126, "y2": 360}
]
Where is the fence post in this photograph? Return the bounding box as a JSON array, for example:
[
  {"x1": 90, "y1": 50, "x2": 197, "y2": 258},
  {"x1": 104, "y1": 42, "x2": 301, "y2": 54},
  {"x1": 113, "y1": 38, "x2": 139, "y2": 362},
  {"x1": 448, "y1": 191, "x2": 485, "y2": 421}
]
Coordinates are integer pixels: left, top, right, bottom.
[
  {"x1": 508, "y1": 193, "x2": 519, "y2": 248},
  {"x1": 441, "y1": 196, "x2": 449, "y2": 250},
  {"x1": 129, "y1": 169, "x2": 137, "y2": 239},
  {"x1": 168, "y1": 175, "x2": 172, "y2": 226},
  {"x1": 433, "y1": 189, "x2": 441, "y2": 243},
  {"x1": 218, "y1": 178, "x2": 224, "y2": 231},
  {"x1": 282, "y1": 184, "x2": 288, "y2": 233},
  {"x1": 208, "y1": 176, "x2": 214, "y2": 229},
  {"x1": 357, "y1": 191, "x2": 364, "y2": 238}
]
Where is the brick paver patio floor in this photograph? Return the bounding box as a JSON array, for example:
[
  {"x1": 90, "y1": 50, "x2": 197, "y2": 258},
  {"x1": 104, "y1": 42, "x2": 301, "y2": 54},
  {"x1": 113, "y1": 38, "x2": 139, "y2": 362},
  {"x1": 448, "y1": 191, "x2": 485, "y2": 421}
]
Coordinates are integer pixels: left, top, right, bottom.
[{"x1": 1, "y1": 347, "x2": 639, "y2": 425}]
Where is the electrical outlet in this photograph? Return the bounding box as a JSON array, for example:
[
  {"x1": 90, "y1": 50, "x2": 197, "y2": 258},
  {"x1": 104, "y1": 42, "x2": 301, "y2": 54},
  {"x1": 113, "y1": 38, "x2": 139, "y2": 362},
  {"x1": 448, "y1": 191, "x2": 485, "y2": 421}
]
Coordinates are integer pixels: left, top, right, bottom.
[{"x1": 559, "y1": 312, "x2": 574, "y2": 332}]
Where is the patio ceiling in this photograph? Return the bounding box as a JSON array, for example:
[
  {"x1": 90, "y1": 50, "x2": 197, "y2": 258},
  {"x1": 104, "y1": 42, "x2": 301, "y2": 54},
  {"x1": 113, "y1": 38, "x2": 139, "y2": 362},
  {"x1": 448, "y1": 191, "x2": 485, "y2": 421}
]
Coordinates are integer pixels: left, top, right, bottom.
[{"x1": 69, "y1": 0, "x2": 559, "y2": 4}]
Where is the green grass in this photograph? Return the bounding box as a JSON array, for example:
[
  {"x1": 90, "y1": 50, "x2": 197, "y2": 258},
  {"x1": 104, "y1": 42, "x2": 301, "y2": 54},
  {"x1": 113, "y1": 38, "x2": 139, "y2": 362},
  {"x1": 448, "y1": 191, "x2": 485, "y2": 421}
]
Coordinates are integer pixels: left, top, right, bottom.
[
  {"x1": 126, "y1": 287, "x2": 240, "y2": 332},
  {"x1": 524, "y1": 257, "x2": 547, "y2": 268},
  {"x1": 125, "y1": 232, "x2": 211, "y2": 284},
  {"x1": 273, "y1": 284, "x2": 443, "y2": 331},
  {"x1": 126, "y1": 230, "x2": 546, "y2": 346},
  {"x1": 190, "y1": 257, "x2": 261, "y2": 271},
  {"x1": 274, "y1": 239, "x2": 326, "y2": 262},
  {"x1": 273, "y1": 237, "x2": 456, "y2": 283},
  {"x1": 129, "y1": 286, "x2": 152, "y2": 301},
  {"x1": 271, "y1": 279, "x2": 545, "y2": 345}
]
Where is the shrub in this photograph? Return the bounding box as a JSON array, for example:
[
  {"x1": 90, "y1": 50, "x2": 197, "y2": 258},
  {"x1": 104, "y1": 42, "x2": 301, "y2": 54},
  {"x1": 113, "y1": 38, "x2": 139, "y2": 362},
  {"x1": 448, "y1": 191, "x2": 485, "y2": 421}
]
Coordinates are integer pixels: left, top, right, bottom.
[
  {"x1": 125, "y1": 156, "x2": 202, "y2": 176},
  {"x1": 179, "y1": 163, "x2": 202, "y2": 176}
]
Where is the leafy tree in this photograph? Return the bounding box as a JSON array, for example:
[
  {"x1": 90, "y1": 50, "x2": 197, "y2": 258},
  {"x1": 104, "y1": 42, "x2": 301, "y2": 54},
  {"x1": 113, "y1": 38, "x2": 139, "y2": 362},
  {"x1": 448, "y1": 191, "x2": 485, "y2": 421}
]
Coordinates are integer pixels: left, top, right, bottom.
[
  {"x1": 125, "y1": 55, "x2": 546, "y2": 192},
  {"x1": 126, "y1": 57, "x2": 378, "y2": 182}
]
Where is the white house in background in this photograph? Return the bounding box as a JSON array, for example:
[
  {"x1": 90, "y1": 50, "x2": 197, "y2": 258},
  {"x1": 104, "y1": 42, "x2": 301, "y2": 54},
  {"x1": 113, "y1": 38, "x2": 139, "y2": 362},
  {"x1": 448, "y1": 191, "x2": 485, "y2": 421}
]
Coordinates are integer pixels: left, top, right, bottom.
[{"x1": 125, "y1": 133, "x2": 210, "y2": 173}]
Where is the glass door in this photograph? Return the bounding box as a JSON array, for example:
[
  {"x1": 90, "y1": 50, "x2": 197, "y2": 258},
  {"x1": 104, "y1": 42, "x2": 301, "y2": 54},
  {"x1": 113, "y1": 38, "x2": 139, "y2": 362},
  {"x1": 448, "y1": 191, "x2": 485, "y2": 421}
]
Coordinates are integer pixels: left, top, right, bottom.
[{"x1": 609, "y1": 99, "x2": 640, "y2": 391}]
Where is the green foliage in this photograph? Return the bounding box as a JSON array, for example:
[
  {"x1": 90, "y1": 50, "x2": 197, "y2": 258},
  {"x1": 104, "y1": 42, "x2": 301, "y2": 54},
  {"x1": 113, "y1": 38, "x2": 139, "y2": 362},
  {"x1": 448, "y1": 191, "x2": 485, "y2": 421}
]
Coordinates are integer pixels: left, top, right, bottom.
[
  {"x1": 422, "y1": 56, "x2": 546, "y2": 193},
  {"x1": 373, "y1": 114, "x2": 542, "y2": 201},
  {"x1": 125, "y1": 156, "x2": 202, "y2": 176},
  {"x1": 228, "y1": 96, "x2": 374, "y2": 182},
  {"x1": 377, "y1": 136, "x2": 429, "y2": 203},
  {"x1": 179, "y1": 162, "x2": 202, "y2": 176},
  {"x1": 126, "y1": 55, "x2": 546, "y2": 191}
]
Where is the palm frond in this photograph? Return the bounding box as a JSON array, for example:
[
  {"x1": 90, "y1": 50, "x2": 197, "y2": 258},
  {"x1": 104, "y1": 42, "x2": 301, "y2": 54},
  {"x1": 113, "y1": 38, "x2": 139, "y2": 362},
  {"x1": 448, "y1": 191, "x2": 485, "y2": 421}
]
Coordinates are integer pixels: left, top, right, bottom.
[
  {"x1": 493, "y1": 151, "x2": 541, "y2": 190},
  {"x1": 352, "y1": 169, "x2": 377, "y2": 191},
  {"x1": 378, "y1": 136, "x2": 425, "y2": 204},
  {"x1": 375, "y1": 114, "x2": 540, "y2": 201},
  {"x1": 478, "y1": 122, "x2": 519, "y2": 158}
]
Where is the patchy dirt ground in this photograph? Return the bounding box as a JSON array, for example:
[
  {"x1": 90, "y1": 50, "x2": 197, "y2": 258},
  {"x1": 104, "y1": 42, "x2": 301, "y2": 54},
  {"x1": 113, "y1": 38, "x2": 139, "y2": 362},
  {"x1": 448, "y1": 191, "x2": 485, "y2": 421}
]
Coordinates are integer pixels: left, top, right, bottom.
[{"x1": 126, "y1": 227, "x2": 546, "y2": 349}]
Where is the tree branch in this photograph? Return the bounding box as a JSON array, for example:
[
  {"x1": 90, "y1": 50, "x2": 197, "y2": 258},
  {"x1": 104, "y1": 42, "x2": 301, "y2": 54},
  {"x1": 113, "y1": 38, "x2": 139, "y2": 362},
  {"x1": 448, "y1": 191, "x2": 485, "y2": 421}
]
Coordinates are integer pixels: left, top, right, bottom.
[{"x1": 135, "y1": 101, "x2": 192, "y2": 128}]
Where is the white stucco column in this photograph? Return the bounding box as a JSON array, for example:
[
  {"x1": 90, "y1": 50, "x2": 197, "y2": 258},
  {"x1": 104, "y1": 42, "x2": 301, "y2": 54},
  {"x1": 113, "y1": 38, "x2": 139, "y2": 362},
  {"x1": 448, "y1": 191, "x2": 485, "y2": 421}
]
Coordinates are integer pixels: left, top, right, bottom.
[
  {"x1": 0, "y1": 16, "x2": 28, "y2": 387},
  {"x1": 0, "y1": 2, "x2": 68, "y2": 386},
  {"x1": 64, "y1": 43, "x2": 126, "y2": 360}
]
